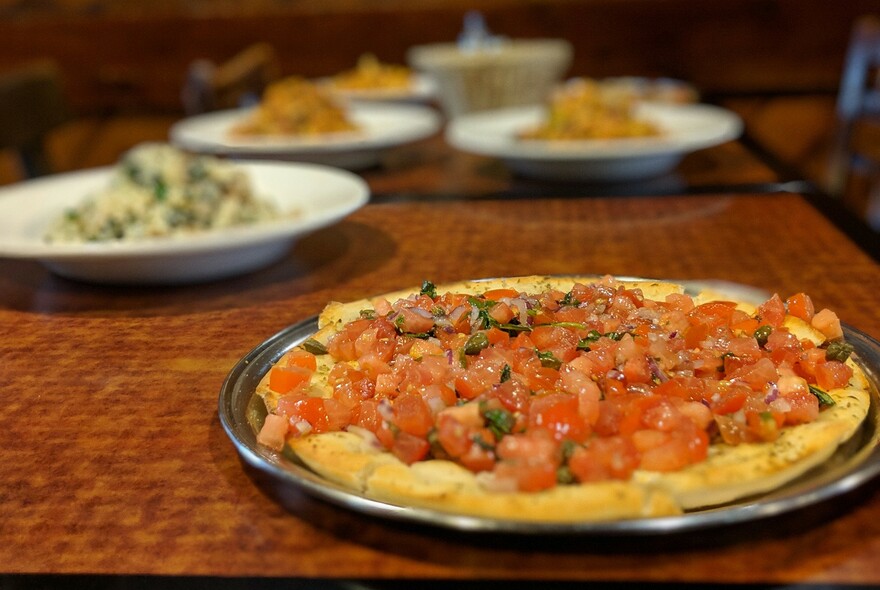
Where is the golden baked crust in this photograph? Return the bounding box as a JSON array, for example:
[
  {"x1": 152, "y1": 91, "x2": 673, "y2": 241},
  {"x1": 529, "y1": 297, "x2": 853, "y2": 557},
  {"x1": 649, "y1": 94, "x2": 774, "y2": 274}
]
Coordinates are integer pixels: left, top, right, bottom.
[{"x1": 257, "y1": 276, "x2": 872, "y2": 521}]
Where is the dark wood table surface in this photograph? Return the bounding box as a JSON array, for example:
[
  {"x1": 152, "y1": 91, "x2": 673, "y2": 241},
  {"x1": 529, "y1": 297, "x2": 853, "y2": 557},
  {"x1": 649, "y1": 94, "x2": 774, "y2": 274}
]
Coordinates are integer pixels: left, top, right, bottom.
[{"x1": 2, "y1": 114, "x2": 880, "y2": 588}]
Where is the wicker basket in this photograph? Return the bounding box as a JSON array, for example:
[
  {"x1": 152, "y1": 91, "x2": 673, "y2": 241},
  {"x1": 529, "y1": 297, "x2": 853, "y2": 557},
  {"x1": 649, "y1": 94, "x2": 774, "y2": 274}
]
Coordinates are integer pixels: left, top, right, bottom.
[{"x1": 407, "y1": 39, "x2": 573, "y2": 117}]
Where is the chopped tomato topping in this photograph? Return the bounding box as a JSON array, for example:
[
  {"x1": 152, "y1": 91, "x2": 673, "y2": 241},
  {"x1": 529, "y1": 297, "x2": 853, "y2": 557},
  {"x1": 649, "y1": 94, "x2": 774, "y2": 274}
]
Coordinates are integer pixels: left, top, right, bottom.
[{"x1": 258, "y1": 280, "x2": 851, "y2": 492}]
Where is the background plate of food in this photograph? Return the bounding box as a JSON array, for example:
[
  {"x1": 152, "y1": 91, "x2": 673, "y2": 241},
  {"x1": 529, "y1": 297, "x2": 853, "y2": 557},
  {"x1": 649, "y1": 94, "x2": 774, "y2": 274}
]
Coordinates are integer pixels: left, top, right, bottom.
[
  {"x1": 0, "y1": 144, "x2": 369, "y2": 284},
  {"x1": 446, "y1": 98, "x2": 742, "y2": 182},
  {"x1": 170, "y1": 99, "x2": 441, "y2": 171},
  {"x1": 318, "y1": 53, "x2": 437, "y2": 103}
]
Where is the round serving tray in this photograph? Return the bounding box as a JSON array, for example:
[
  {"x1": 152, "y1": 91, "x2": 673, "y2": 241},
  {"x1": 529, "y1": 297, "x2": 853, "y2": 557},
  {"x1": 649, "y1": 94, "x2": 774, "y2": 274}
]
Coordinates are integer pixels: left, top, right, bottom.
[{"x1": 218, "y1": 280, "x2": 880, "y2": 535}]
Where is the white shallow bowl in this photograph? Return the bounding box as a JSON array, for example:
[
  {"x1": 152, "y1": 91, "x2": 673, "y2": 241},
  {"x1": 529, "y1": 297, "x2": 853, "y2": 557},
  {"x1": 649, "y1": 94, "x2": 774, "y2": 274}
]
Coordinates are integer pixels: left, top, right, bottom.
[
  {"x1": 445, "y1": 102, "x2": 743, "y2": 182},
  {"x1": 170, "y1": 102, "x2": 442, "y2": 170},
  {"x1": 0, "y1": 161, "x2": 369, "y2": 285}
]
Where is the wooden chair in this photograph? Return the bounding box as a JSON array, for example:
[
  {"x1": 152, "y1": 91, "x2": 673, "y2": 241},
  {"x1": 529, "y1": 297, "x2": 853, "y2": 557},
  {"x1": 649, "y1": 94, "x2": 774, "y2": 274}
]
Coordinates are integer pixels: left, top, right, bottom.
[
  {"x1": 0, "y1": 60, "x2": 69, "y2": 178},
  {"x1": 181, "y1": 43, "x2": 281, "y2": 115},
  {"x1": 827, "y1": 15, "x2": 880, "y2": 197}
]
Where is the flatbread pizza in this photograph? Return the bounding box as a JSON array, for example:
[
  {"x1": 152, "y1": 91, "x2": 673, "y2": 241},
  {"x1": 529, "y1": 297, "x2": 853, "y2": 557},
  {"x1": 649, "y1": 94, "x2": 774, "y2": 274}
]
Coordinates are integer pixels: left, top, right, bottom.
[{"x1": 254, "y1": 276, "x2": 871, "y2": 522}]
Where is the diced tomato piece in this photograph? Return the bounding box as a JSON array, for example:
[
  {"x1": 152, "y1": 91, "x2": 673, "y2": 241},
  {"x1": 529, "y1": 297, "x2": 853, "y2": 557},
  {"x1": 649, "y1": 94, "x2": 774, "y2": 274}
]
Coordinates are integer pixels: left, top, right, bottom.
[
  {"x1": 256, "y1": 413, "x2": 289, "y2": 451},
  {"x1": 354, "y1": 399, "x2": 380, "y2": 432},
  {"x1": 568, "y1": 436, "x2": 639, "y2": 482},
  {"x1": 727, "y1": 358, "x2": 779, "y2": 391},
  {"x1": 487, "y1": 303, "x2": 516, "y2": 325},
  {"x1": 435, "y1": 413, "x2": 472, "y2": 458},
  {"x1": 390, "y1": 430, "x2": 431, "y2": 464},
  {"x1": 455, "y1": 365, "x2": 496, "y2": 400},
  {"x1": 711, "y1": 385, "x2": 749, "y2": 415},
  {"x1": 283, "y1": 396, "x2": 330, "y2": 434},
  {"x1": 812, "y1": 309, "x2": 844, "y2": 340},
  {"x1": 653, "y1": 378, "x2": 688, "y2": 399},
  {"x1": 322, "y1": 397, "x2": 353, "y2": 431},
  {"x1": 780, "y1": 388, "x2": 820, "y2": 425},
  {"x1": 268, "y1": 365, "x2": 312, "y2": 394},
  {"x1": 603, "y1": 377, "x2": 628, "y2": 398},
  {"x1": 458, "y1": 429, "x2": 497, "y2": 472},
  {"x1": 284, "y1": 349, "x2": 318, "y2": 371},
  {"x1": 785, "y1": 293, "x2": 815, "y2": 322},
  {"x1": 495, "y1": 431, "x2": 560, "y2": 491},
  {"x1": 482, "y1": 288, "x2": 520, "y2": 301},
  {"x1": 757, "y1": 294, "x2": 786, "y2": 328},
  {"x1": 327, "y1": 318, "x2": 372, "y2": 361},
  {"x1": 395, "y1": 307, "x2": 435, "y2": 335},
  {"x1": 523, "y1": 364, "x2": 560, "y2": 393},
  {"x1": 530, "y1": 325, "x2": 579, "y2": 362},
  {"x1": 490, "y1": 378, "x2": 531, "y2": 414},
  {"x1": 815, "y1": 360, "x2": 852, "y2": 391},
  {"x1": 392, "y1": 393, "x2": 434, "y2": 437},
  {"x1": 622, "y1": 355, "x2": 652, "y2": 385},
  {"x1": 528, "y1": 392, "x2": 590, "y2": 443},
  {"x1": 637, "y1": 423, "x2": 708, "y2": 472},
  {"x1": 684, "y1": 322, "x2": 709, "y2": 349},
  {"x1": 689, "y1": 300, "x2": 737, "y2": 328},
  {"x1": 492, "y1": 459, "x2": 557, "y2": 492}
]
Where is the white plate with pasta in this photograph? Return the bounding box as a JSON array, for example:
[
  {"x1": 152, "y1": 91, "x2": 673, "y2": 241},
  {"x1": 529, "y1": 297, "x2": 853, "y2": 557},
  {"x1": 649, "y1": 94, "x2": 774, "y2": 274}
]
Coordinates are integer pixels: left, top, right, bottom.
[
  {"x1": 0, "y1": 160, "x2": 369, "y2": 284},
  {"x1": 171, "y1": 103, "x2": 442, "y2": 171},
  {"x1": 446, "y1": 103, "x2": 742, "y2": 182}
]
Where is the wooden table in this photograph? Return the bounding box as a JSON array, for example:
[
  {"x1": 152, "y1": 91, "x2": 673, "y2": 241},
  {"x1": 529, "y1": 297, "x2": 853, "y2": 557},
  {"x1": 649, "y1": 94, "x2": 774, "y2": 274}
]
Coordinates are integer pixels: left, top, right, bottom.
[{"x1": 2, "y1": 124, "x2": 880, "y2": 588}]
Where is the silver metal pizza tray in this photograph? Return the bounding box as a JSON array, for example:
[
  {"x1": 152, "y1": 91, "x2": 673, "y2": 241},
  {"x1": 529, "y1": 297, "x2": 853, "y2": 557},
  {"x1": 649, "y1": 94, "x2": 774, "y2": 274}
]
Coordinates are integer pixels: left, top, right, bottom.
[{"x1": 218, "y1": 279, "x2": 880, "y2": 535}]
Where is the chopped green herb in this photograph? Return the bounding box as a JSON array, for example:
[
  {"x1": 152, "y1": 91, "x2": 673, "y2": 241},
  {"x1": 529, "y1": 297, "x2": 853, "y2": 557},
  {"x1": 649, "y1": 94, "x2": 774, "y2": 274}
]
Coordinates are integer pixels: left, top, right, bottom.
[
  {"x1": 420, "y1": 280, "x2": 438, "y2": 299},
  {"x1": 500, "y1": 364, "x2": 512, "y2": 383},
  {"x1": 825, "y1": 340, "x2": 854, "y2": 362},
  {"x1": 468, "y1": 297, "x2": 497, "y2": 329},
  {"x1": 560, "y1": 291, "x2": 580, "y2": 306},
  {"x1": 301, "y1": 338, "x2": 328, "y2": 355},
  {"x1": 482, "y1": 407, "x2": 515, "y2": 439},
  {"x1": 550, "y1": 321, "x2": 589, "y2": 330},
  {"x1": 359, "y1": 309, "x2": 377, "y2": 320},
  {"x1": 153, "y1": 178, "x2": 168, "y2": 201},
  {"x1": 472, "y1": 433, "x2": 495, "y2": 451},
  {"x1": 537, "y1": 350, "x2": 561, "y2": 369},
  {"x1": 808, "y1": 384, "x2": 837, "y2": 407}
]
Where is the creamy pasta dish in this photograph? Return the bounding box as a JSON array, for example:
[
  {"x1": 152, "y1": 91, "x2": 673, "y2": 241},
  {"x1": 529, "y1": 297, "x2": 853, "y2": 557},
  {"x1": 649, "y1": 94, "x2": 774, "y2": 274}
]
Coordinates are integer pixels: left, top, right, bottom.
[{"x1": 45, "y1": 143, "x2": 279, "y2": 243}]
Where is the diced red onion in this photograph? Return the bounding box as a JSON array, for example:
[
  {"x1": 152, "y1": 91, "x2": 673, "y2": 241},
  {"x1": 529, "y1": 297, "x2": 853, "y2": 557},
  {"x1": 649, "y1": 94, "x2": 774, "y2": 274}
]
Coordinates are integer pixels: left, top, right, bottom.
[
  {"x1": 409, "y1": 307, "x2": 434, "y2": 319},
  {"x1": 346, "y1": 425, "x2": 382, "y2": 449},
  {"x1": 647, "y1": 357, "x2": 669, "y2": 383},
  {"x1": 293, "y1": 420, "x2": 313, "y2": 435},
  {"x1": 764, "y1": 381, "x2": 780, "y2": 404},
  {"x1": 377, "y1": 398, "x2": 394, "y2": 422}
]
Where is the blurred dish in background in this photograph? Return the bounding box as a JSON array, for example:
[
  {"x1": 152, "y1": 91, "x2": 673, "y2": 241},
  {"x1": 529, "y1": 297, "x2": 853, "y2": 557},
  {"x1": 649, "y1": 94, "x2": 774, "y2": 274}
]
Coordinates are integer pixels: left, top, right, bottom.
[
  {"x1": 446, "y1": 102, "x2": 742, "y2": 182},
  {"x1": 322, "y1": 53, "x2": 436, "y2": 103},
  {"x1": 0, "y1": 159, "x2": 369, "y2": 284},
  {"x1": 591, "y1": 76, "x2": 700, "y2": 105},
  {"x1": 230, "y1": 76, "x2": 358, "y2": 137},
  {"x1": 407, "y1": 12, "x2": 571, "y2": 117},
  {"x1": 518, "y1": 78, "x2": 662, "y2": 141},
  {"x1": 171, "y1": 102, "x2": 441, "y2": 171},
  {"x1": 45, "y1": 143, "x2": 282, "y2": 243}
]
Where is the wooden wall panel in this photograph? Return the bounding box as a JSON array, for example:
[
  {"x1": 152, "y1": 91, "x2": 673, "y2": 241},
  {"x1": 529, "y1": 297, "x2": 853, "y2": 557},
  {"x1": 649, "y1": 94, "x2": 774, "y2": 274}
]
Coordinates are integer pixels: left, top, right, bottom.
[{"x1": 0, "y1": 0, "x2": 874, "y2": 114}]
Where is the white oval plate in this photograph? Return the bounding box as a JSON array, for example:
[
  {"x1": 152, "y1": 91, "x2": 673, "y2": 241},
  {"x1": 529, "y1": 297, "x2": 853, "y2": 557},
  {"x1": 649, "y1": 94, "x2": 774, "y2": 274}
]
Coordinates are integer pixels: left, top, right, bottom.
[
  {"x1": 170, "y1": 103, "x2": 442, "y2": 170},
  {"x1": 446, "y1": 103, "x2": 743, "y2": 182},
  {"x1": 0, "y1": 161, "x2": 369, "y2": 285}
]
